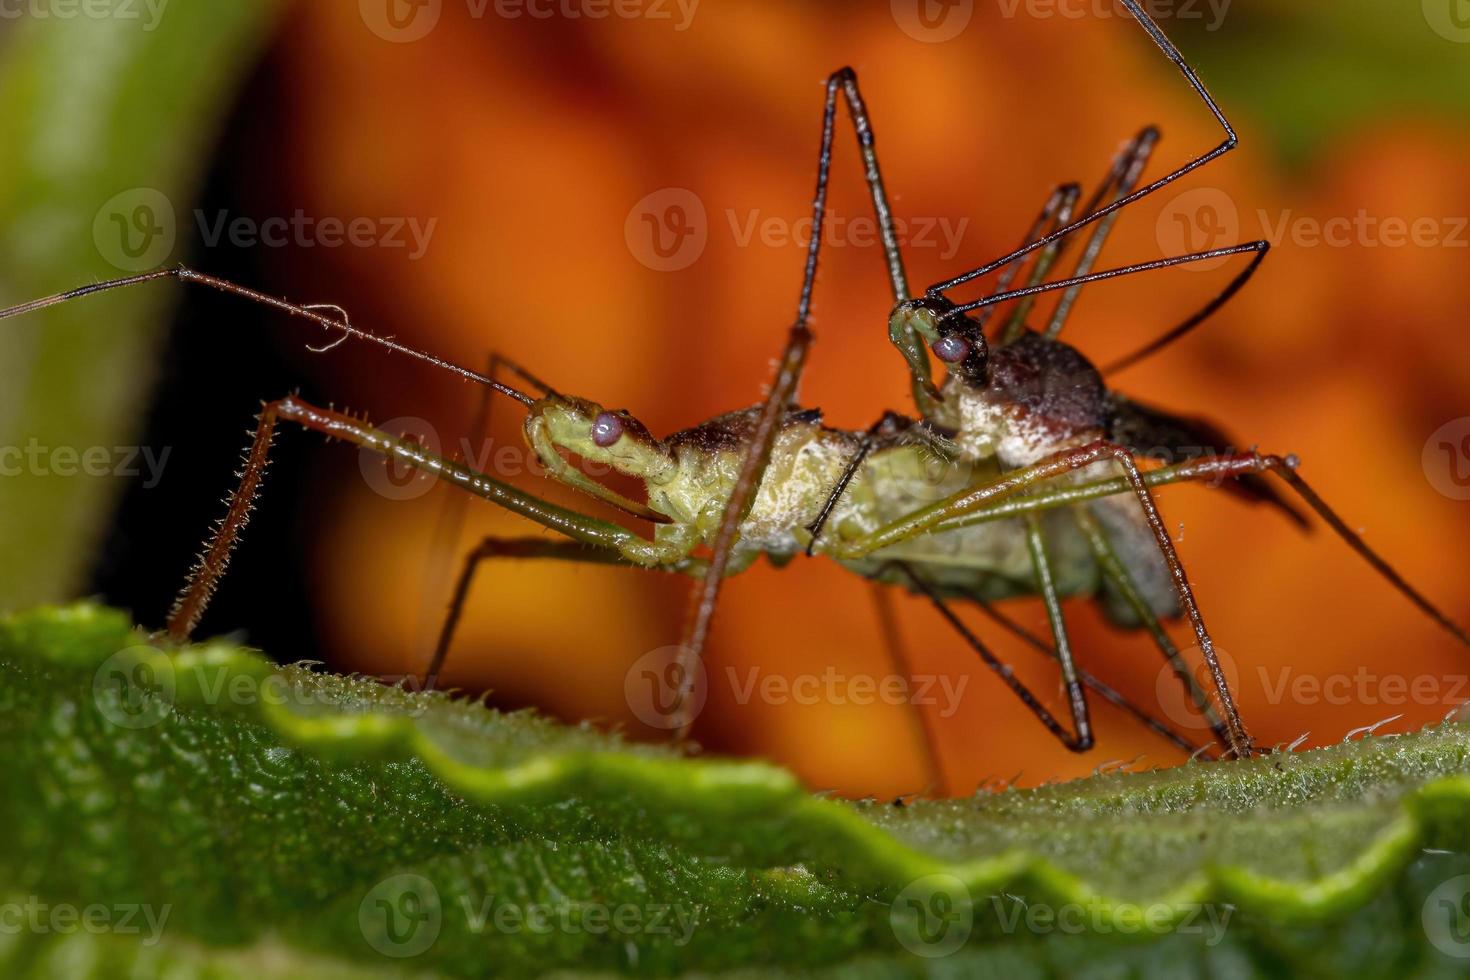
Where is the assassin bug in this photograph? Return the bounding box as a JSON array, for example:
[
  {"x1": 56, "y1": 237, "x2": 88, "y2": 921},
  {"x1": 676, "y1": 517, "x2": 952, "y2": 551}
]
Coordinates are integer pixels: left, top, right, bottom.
[{"x1": 3, "y1": 2, "x2": 1467, "y2": 786}]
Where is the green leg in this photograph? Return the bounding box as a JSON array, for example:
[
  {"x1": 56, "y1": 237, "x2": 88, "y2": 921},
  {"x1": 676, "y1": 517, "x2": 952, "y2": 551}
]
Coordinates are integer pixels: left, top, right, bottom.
[
  {"x1": 967, "y1": 595, "x2": 1212, "y2": 757},
  {"x1": 167, "y1": 395, "x2": 693, "y2": 642},
  {"x1": 998, "y1": 187, "x2": 1080, "y2": 345},
  {"x1": 924, "y1": 451, "x2": 1470, "y2": 650},
  {"x1": 1022, "y1": 511, "x2": 1093, "y2": 751},
  {"x1": 425, "y1": 536, "x2": 707, "y2": 690},
  {"x1": 829, "y1": 439, "x2": 1254, "y2": 759}
]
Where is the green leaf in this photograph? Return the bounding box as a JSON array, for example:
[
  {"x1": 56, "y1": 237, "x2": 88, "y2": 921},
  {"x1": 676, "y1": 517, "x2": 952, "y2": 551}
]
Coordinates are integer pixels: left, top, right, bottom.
[
  {"x1": 3, "y1": 603, "x2": 1470, "y2": 977},
  {"x1": 1175, "y1": 4, "x2": 1470, "y2": 168},
  {"x1": 0, "y1": 1, "x2": 282, "y2": 609}
]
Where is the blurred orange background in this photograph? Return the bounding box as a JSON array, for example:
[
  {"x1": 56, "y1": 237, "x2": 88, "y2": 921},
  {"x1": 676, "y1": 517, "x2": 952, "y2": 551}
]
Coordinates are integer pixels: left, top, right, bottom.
[{"x1": 215, "y1": 1, "x2": 1470, "y2": 797}]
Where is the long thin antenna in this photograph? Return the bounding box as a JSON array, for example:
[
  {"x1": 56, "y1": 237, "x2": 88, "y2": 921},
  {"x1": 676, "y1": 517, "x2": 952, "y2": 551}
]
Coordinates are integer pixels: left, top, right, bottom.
[
  {"x1": 0, "y1": 265, "x2": 536, "y2": 406},
  {"x1": 925, "y1": 0, "x2": 1237, "y2": 299}
]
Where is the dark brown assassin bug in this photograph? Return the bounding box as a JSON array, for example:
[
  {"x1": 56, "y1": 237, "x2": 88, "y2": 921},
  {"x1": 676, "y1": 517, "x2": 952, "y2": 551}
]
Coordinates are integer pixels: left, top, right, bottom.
[{"x1": 3, "y1": 1, "x2": 1466, "y2": 787}]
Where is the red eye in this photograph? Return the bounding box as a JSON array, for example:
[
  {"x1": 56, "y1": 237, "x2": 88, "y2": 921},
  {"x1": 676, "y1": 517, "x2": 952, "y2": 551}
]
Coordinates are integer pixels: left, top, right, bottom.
[
  {"x1": 931, "y1": 335, "x2": 970, "y2": 364},
  {"x1": 591, "y1": 412, "x2": 624, "y2": 447}
]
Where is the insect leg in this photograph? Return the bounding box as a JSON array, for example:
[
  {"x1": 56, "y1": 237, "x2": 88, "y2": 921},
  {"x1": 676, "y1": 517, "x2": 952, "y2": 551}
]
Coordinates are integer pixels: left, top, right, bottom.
[
  {"x1": 969, "y1": 595, "x2": 1213, "y2": 757},
  {"x1": 670, "y1": 60, "x2": 890, "y2": 737},
  {"x1": 1043, "y1": 128, "x2": 1159, "y2": 340},
  {"x1": 931, "y1": 451, "x2": 1470, "y2": 650},
  {"x1": 672, "y1": 320, "x2": 810, "y2": 737},
  {"x1": 888, "y1": 560, "x2": 1092, "y2": 754},
  {"x1": 425, "y1": 536, "x2": 667, "y2": 690},
  {"x1": 830, "y1": 440, "x2": 1254, "y2": 758},
  {"x1": 1071, "y1": 503, "x2": 1228, "y2": 747},
  {"x1": 819, "y1": 68, "x2": 911, "y2": 307},
  {"x1": 1023, "y1": 511, "x2": 1093, "y2": 750},
  {"x1": 926, "y1": 0, "x2": 1238, "y2": 298},
  {"x1": 166, "y1": 395, "x2": 675, "y2": 642},
  {"x1": 997, "y1": 186, "x2": 1082, "y2": 346},
  {"x1": 418, "y1": 353, "x2": 562, "y2": 663}
]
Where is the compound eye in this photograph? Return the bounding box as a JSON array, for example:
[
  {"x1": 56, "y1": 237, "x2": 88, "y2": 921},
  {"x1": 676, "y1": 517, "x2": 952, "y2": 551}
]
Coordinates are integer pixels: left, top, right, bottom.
[
  {"x1": 590, "y1": 411, "x2": 624, "y2": 448},
  {"x1": 931, "y1": 335, "x2": 970, "y2": 364}
]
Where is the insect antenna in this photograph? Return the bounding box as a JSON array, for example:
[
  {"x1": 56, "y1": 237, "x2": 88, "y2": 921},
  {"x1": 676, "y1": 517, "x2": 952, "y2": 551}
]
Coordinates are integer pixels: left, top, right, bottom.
[
  {"x1": 924, "y1": 0, "x2": 1236, "y2": 302},
  {"x1": 997, "y1": 185, "x2": 1082, "y2": 345},
  {"x1": 0, "y1": 265, "x2": 536, "y2": 405},
  {"x1": 1102, "y1": 243, "x2": 1270, "y2": 374},
  {"x1": 1043, "y1": 126, "x2": 1159, "y2": 339}
]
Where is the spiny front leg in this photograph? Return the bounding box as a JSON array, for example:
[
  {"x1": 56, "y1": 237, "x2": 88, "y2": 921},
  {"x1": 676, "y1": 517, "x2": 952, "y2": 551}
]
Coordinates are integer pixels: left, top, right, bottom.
[{"x1": 165, "y1": 395, "x2": 689, "y2": 644}]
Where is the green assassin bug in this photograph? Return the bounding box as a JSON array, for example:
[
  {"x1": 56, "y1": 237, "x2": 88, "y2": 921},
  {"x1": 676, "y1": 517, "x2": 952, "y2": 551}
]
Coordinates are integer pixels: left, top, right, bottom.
[{"x1": 3, "y1": 1, "x2": 1465, "y2": 785}]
